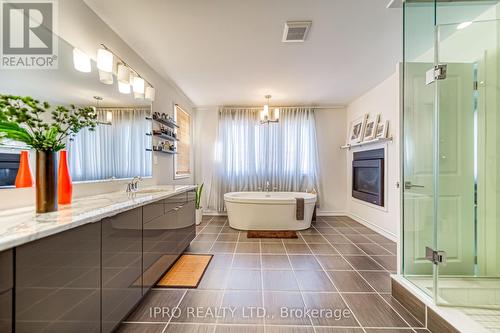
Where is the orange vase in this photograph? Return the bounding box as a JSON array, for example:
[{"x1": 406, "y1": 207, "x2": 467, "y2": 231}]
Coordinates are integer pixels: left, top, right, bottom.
[
  {"x1": 57, "y1": 150, "x2": 72, "y2": 205},
  {"x1": 15, "y1": 150, "x2": 33, "y2": 188}
]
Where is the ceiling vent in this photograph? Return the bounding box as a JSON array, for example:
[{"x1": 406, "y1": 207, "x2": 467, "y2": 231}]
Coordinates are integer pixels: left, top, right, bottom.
[{"x1": 282, "y1": 21, "x2": 312, "y2": 43}]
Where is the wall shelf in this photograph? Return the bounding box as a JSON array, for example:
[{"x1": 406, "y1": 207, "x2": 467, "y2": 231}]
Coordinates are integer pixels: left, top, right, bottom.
[
  {"x1": 153, "y1": 133, "x2": 178, "y2": 141},
  {"x1": 340, "y1": 137, "x2": 393, "y2": 150},
  {"x1": 146, "y1": 148, "x2": 177, "y2": 155},
  {"x1": 146, "y1": 116, "x2": 179, "y2": 129}
]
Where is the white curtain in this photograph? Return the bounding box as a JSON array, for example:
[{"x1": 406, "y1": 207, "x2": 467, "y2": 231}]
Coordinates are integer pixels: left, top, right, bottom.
[
  {"x1": 68, "y1": 108, "x2": 152, "y2": 182},
  {"x1": 210, "y1": 107, "x2": 321, "y2": 211}
]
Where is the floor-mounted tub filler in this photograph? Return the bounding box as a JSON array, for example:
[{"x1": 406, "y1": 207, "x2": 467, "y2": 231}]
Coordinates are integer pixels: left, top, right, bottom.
[{"x1": 224, "y1": 191, "x2": 317, "y2": 230}]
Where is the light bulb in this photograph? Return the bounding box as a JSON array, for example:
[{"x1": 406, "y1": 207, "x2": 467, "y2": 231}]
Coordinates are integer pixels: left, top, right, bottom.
[
  {"x1": 117, "y1": 64, "x2": 131, "y2": 84},
  {"x1": 98, "y1": 70, "x2": 113, "y2": 85},
  {"x1": 145, "y1": 86, "x2": 156, "y2": 101},
  {"x1": 273, "y1": 108, "x2": 280, "y2": 120},
  {"x1": 73, "y1": 48, "x2": 91, "y2": 73},
  {"x1": 97, "y1": 48, "x2": 113, "y2": 72},
  {"x1": 118, "y1": 81, "x2": 131, "y2": 94},
  {"x1": 133, "y1": 76, "x2": 145, "y2": 94}
]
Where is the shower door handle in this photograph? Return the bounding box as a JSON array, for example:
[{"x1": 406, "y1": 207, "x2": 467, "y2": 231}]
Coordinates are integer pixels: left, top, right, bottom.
[{"x1": 404, "y1": 181, "x2": 425, "y2": 190}]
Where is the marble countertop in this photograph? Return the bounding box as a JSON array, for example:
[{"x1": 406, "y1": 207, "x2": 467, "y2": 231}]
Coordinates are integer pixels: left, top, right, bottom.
[{"x1": 0, "y1": 185, "x2": 196, "y2": 252}]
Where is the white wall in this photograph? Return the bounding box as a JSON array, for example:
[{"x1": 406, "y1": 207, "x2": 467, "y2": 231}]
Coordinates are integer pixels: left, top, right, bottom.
[
  {"x1": 345, "y1": 66, "x2": 401, "y2": 241},
  {"x1": 315, "y1": 108, "x2": 348, "y2": 215},
  {"x1": 194, "y1": 106, "x2": 348, "y2": 215},
  {"x1": 0, "y1": 0, "x2": 196, "y2": 210}
]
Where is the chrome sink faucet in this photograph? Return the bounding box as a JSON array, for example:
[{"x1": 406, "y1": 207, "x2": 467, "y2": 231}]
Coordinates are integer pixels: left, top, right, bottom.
[{"x1": 126, "y1": 176, "x2": 143, "y2": 193}]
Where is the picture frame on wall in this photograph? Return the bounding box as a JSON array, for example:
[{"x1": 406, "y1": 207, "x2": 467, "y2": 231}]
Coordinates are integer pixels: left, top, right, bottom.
[
  {"x1": 349, "y1": 114, "x2": 368, "y2": 144},
  {"x1": 363, "y1": 114, "x2": 380, "y2": 141},
  {"x1": 375, "y1": 120, "x2": 389, "y2": 139}
]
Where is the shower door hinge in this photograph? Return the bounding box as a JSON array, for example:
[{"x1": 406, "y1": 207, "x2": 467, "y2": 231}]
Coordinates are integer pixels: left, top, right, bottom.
[
  {"x1": 426, "y1": 64, "x2": 447, "y2": 85},
  {"x1": 473, "y1": 81, "x2": 479, "y2": 91},
  {"x1": 425, "y1": 247, "x2": 447, "y2": 265}
]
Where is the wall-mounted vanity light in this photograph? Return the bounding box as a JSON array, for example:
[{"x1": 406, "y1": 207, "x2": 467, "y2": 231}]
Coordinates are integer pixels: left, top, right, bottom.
[{"x1": 73, "y1": 43, "x2": 156, "y2": 101}]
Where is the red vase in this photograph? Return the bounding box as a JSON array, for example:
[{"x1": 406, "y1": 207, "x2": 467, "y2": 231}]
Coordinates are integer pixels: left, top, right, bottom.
[
  {"x1": 15, "y1": 150, "x2": 33, "y2": 188},
  {"x1": 57, "y1": 150, "x2": 72, "y2": 205}
]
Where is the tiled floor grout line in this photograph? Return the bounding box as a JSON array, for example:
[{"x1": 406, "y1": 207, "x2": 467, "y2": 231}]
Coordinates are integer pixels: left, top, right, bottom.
[
  {"x1": 296, "y1": 231, "x2": 368, "y2": 333},
  {"x1": 160, "y1": 289, "x2": 188, "y2": 333},
  {"x1": 281, "y1": 238, "x2": 318, "y2": 333},
  {"x1": 214, "y1": 218, "x2": 235, "y2": 332},
  {"x1": 312, "y1": 221, "x2": 422, "y2": 331},
  {"x1": 259, "y1": 237, "x2": 266, "y2": 333}
]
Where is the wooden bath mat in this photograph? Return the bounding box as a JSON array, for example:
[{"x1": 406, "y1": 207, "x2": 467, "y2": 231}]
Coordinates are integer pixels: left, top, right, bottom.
[
  {"x1": 247, "y1": 230, "x2": 298, "y2": 239},
  {"x1": 156, "y1": 254, "x2": 213, "y2": 288}
]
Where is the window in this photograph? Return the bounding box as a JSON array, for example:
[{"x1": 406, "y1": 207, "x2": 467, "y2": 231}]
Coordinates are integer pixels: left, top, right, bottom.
[
  {"x1": 212, "y1": 107, "x2": 320, "y2": 211},
  {"x1": 174, "y1": 104, "x2": 191, "y2": 179},
  {"x1": 68, "y1": 108, "x2": 152, "y2": 182}
]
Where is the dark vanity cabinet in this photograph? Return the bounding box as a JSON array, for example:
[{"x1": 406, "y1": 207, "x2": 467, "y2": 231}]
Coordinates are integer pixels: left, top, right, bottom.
[
  {"x1": 142, "y1": 192, "x2": 196, "y2": 293},
  {"x1": 0, "y1": 249, "x2": 13, "y2": 333},
  {"x1": 2, "y1": 190, "x2": 195, "y2": 333},
  {"x1": 15, "y1": 222, "x2": 101, "y2": 333},
  {"x1": 101, "y1": 207, "x2": 143, "y2": 333}
]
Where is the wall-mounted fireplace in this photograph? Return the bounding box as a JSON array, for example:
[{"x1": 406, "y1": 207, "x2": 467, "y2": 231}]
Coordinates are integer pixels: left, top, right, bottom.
[{"x1": 352, "y1": 148, "x2": 384, "y2": 207}]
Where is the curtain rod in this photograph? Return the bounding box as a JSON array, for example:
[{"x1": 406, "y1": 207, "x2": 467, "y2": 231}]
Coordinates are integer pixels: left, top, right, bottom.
[{"x1": 220, "y1": 105, "x2": 345, "y2": 110}]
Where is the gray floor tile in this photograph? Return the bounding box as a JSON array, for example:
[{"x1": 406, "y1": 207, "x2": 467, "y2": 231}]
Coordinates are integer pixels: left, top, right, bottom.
[
  {"x1": 263, "y1": 270, "x2": 299, "y2": 291},
  {"x1": 356, "y1": 243, "x2": 393, "y2": 256},
  {"x1": 219, "y1": 291, "x2": 263, "y2": 324},
  {"x1": 236, "y1": 243, "x2": 260, "y2": 254},
  {"x1": 301, "y1": 235, "x2": 328, "y2": 244},
  {"x1": 172, "y1": 290, "x2": 224, "y2": 323},
  {"x1": 211, "y1": 242, "x2": 237, "y2": 254},
  {"x1": 127, "y1": 289, "x2": 186, "y2": 322},
  {"x1": 371, "y1": 256, "x2": 397, "y2": 272},
  {"x1": 117, "y1": 323, "x2": 166, "y2": 333},
  {"x1": 261, "y1": 243, "x2": 286, "y2": 254},
  {"x1": 344, "y1": 256, "x2": 385, "y2": 271},
  {"x1": 358, "y1": 271, "x2": 392, "y2": 293},
  {"x1": 227, "y1": 269, "x2": 262, "y2": 290},
  {"x1": 302, "y1": 292, "x2": 359, "y2": 327},
  {"x1": 295, "y1": 270, "x2": 336, "y2": 291},
  {"x1": 263, "y1": 291, "x2": 310, "y2": 325},
  {"x1": 289, "y1": 255, "x2": 322, "y2": 270},
  {"x1": 215, "y1": 326, "x2": 264, "y2": 333},
  {"x1": 327, "y1": 271, "x2": 374, "y2": 292},
  {"x1": 308, "y1": 243, "x2": 339, "y2": 255},
  {"x1": 261, "y1": 255, "x2": 292, "y2": 270},
  {"x1": 209, "y1": 254, "x2": 234, "y2": 268},
  {"x1": 284, "y1": 244, "x2": 311, "y2": 254},
  {"x1": 323, "y1": 235, "x2": 351, "y2": 244},
  {"x1": 332, "y1": 244, "x2": 365, "y2": 255},
  {"x1": 232, "y1": 254, "x2": 261, "y2": 269},
  {"x1": 198, "y1": 268, "x2": 230, "y2": 290},
  {"x1": 265, "y1": 326, "x2": 315, "y2": 333},
  {"x1": 316, "y1": 255, "x2": 353, "y2": 270},
  {"x1": 217, "y1": 234, "x2": 239, "y2": 242},
  {"x1": 342, "y1": 293, "x2": 409, "y2": 328},
  {"x1": 164, "y1": 323, "x2": 215, "y2": 333}
]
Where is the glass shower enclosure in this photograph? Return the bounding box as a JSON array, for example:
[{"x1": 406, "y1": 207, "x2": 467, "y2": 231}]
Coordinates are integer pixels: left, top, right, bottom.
[{"x1": 403, "y1": 0, "x2": 500, "y2": 309}]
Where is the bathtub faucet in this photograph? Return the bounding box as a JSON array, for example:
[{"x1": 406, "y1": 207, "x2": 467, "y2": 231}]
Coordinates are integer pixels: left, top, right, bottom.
[{"x1": 265, "y1": 181, "x2": 270, "y2": 192}]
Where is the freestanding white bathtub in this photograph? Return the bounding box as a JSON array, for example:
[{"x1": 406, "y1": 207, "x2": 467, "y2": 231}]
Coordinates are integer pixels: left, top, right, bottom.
[{"x1": 224, "y1": 192, "x2": 317, "y2": 231}]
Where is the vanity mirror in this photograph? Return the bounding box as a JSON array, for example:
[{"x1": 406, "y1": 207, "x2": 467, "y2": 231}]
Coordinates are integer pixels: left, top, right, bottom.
[{"x1": 0, "y1": 35, "x2": 153, "y2": 190}]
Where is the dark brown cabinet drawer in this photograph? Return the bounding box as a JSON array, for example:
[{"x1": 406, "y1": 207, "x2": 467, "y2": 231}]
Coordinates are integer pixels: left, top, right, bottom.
[
  {"x1": 0, "y1": 250, "x2": 13, "y2": 293},
  {"x1": 15, "y1": 222, "x2": 101, "y2": 333},
  {"x1": 101, "y1": 208, "x2": 142, "y2": 333},
  {"x1": 0, "y1": 290, "x2": 12, "y2": 333}
]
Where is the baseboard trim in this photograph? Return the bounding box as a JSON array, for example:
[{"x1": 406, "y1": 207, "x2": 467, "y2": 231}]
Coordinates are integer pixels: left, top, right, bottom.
[
  {"x1": 346, "y1": 212, "x2": 398, "y2": 242},
  {"x1": 202, "y1": 210, "x2": 227, "y2": 216},
  {"x1": 316, "y1": 211, "x2": 347, "y2": 216}
]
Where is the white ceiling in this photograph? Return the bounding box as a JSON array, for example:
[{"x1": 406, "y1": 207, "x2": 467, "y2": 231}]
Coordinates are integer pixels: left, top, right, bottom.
[{"x1": 84, "y1": 0, "x2": 402, "y2": 107}]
